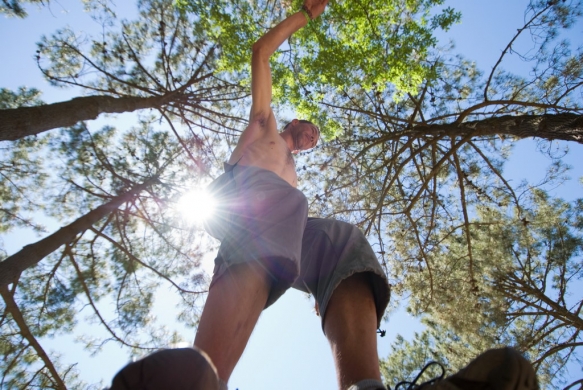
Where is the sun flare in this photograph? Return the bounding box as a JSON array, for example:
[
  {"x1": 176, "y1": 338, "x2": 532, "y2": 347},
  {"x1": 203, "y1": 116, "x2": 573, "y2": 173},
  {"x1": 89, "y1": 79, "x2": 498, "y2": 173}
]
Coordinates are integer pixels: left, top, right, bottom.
[{"x1": 176, "y1": 189, "x2": 216, "y2": 224}]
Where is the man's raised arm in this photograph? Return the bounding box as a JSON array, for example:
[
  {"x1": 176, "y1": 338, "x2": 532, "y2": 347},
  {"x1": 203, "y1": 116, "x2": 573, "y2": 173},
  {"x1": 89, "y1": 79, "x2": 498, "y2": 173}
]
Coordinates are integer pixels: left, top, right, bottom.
[{"x1": 249, "y1": 0, "x2": 329, "y2": 125}]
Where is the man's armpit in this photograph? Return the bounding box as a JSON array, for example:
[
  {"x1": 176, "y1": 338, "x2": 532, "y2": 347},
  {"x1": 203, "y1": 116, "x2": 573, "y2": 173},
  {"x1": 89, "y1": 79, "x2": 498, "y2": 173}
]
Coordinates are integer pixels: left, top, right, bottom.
[{"x1": 249, "y1": 110, "x2": 270, "y2": 128}]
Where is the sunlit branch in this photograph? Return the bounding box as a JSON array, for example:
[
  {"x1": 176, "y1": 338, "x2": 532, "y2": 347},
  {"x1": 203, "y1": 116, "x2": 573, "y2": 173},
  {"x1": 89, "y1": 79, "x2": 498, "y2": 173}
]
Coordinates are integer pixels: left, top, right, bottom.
[{"x1": 484, "y1": 3, "x2": 554, "y2": 101}]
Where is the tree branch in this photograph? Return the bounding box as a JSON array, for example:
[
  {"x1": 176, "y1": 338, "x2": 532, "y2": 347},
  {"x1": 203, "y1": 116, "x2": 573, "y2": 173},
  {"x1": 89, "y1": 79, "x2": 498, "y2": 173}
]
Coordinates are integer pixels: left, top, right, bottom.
[{"x1": 0, "y1": 285, "x2": 67, "y2": 390}]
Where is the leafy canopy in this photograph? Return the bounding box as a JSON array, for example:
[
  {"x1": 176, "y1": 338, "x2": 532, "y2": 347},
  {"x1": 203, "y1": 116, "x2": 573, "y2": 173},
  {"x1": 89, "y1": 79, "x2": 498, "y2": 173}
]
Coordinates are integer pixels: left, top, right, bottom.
[{"x1": 177, "y1": 0, "x2": 460, "y2": 137}]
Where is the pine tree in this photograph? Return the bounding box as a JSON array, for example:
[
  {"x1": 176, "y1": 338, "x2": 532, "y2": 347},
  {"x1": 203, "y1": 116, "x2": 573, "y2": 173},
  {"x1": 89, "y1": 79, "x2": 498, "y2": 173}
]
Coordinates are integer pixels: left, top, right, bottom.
[
  {"x1": 381, "y1": 190, "x2": 583, "y2": 389},
  {"x1": 0, "y1": 0, "x2": 247, "y2": 141},
  {"x1": 0, "y1": 119, "x2": 216, "y2": 387},
  {"x1": 2, "y1": 0, "x2": 582, "y2": 387},
  {"x1": 0, "y1": 0, "x2": 48, "y2": 18},
  {"x1": 0, "y1": 1, "x2": 240, "y2": 386}
]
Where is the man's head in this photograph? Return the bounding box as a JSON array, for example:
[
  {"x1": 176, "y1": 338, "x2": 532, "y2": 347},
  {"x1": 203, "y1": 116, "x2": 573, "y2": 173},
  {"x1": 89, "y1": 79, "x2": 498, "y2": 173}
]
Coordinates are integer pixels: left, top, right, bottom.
[{"x1": 281, "y1": 119, "x2": 320, "y2": 154}]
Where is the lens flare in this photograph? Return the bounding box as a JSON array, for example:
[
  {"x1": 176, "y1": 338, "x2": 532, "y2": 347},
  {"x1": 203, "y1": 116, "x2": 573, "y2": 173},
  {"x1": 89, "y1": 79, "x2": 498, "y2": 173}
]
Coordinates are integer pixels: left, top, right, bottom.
[{"x1": 176, "y1": 189, "x2": 216, "y2": 224}]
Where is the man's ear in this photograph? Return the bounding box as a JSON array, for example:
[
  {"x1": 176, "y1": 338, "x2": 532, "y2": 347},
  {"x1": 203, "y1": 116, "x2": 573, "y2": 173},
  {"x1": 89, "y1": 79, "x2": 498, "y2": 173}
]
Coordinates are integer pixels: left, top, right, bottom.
[{"x1": 291, "y1": 118, "x2": 299, "y2": 126}]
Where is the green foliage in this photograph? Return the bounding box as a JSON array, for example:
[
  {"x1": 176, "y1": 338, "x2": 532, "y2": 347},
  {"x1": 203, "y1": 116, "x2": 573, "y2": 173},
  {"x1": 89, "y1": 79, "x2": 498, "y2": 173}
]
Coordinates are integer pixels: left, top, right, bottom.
[
  {"x1": 0, "y1": 87, "x2": 43, "y2": 108},
  {"x1": 177, "y1": 0, "x2": 460, "y2": 138},
  {"x1": 0, "y1": 136, "x2": 48, "y2": 241},
  {"x1": 289, "y1": 0, "x2": 460, "y2": 94},
  {"x1": 0, "y1": 0, "x2": 48, "y2": 18},
  {"x1": 0, "y1": 88, "x2": 49, "y2": 250},
  {"x1": 381, "y1": 327, "x2": 491, "y2": 387},
  {"x1": 381, "y1": 190, "x2": 583, "y2": 387},
  {"x1": 175, "y1": 0, "x2": 265, "y2": 73}
]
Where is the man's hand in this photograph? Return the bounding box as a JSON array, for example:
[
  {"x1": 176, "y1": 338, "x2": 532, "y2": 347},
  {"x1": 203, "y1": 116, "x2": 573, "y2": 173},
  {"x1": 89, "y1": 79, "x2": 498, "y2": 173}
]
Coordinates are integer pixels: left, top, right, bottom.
[{"x1": 303, "y1": 0, "x2": 329, "y2": 20}]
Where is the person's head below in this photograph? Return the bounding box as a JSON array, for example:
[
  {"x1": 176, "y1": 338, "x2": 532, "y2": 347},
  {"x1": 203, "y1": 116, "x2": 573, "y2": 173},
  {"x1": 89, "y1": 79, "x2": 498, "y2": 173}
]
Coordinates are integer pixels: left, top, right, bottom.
[{"x1": 281, "y1": 119, "x2": 320, "y2": 154}]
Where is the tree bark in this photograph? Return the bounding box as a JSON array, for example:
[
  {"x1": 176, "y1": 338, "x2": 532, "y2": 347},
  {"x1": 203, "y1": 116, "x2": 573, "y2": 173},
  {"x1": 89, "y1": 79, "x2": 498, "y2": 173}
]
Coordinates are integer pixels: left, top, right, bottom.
[
  {"x1": 0, "y1": 95, "x2": 169, "y2": 141},
  {"x1": 0, "y1": 178, "x2": 158, "y2": 287},
  {"x1": 412, "y1": 113, "x2": 583, "y2": 144}
]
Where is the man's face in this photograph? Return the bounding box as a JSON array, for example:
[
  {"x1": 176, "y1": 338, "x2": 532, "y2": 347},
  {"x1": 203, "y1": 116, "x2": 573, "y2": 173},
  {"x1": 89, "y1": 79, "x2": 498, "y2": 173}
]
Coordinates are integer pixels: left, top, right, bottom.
[{"x1": 293, "y1": 122, "x2": 320, "y2": 151}]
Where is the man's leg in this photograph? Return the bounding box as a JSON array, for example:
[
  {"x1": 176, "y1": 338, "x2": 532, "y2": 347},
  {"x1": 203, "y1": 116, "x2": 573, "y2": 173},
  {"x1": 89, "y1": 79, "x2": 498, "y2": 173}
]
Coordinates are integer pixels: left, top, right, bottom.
[
  {"x1": 324, "y1": 273, "x2": 383, "y2": 390},
  {"x1": 295, "y1": 218, "x2": 391, "y2": 389},
  {"x1": 194, "y1": 261, "x2": 270, "y2": 384}
]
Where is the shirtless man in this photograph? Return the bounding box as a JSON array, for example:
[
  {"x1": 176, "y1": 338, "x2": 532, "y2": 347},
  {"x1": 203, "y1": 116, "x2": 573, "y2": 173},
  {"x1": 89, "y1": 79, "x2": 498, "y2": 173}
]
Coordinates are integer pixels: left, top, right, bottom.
[
  {"x1": 193, "y1": 1, "x2": 391, "y2": 389},
  {"x1": 109, "y1": 3, "x2": 389, "y2": 389},
  {"x1": 110, "y1": 2, "x2": 539, "y2": 389}
]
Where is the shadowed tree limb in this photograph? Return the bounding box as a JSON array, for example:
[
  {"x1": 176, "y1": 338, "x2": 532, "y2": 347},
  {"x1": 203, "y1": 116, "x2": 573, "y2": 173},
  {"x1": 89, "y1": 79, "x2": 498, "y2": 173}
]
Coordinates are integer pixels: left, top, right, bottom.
[
  {"x1": 0, "y1": 95, "x2": 169, "y2": 141},
  {"x1": 416, "y1": 113, "x2": 583, "y2": 144}
]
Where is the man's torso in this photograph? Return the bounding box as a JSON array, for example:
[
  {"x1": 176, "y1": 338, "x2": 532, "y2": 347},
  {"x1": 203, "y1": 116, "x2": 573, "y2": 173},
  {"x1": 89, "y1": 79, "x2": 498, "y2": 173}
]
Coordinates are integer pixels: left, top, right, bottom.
[{"x1": 228, "y1": 118, "x2": 297, "y2": 187}]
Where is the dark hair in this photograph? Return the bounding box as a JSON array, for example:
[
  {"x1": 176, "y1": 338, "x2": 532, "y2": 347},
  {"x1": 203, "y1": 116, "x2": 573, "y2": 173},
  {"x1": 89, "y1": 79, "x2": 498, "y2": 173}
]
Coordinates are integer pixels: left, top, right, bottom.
[{"x1": 284, "y1": 120, "x2": 320, "y2": 137}]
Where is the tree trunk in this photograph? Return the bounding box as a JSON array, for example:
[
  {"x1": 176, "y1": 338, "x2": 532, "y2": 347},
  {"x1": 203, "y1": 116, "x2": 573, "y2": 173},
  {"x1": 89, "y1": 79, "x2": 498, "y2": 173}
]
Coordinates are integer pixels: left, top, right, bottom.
[
  {"x1": 0, "y1": 178, "x2": 158, "y2": 287},
  {"x1": 412, "y1": 113, "x2": 583, "y2": 144},
  {"x1": 0, "y1": 95, "x2": 169, "y2": 141}
]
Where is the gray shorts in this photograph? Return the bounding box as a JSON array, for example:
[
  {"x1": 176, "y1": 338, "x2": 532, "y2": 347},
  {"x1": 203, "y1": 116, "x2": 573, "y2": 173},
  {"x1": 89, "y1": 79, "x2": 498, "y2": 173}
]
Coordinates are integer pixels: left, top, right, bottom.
[
  {"x1": 294, "y1": 217, "x2": 390, "y2": 330},
  {"x1": 209, "y1": 165, "x2": 390, "y2": 329},
  {"x1": 210, "y1": 164, "x2": 309, "y2": 307}
]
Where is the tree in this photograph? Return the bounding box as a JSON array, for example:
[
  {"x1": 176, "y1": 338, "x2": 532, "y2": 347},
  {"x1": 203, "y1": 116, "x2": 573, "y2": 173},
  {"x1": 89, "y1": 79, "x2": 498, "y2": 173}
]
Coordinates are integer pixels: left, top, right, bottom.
[
  {"x1": 380, "y1": 190, "x2": 583, "y2": 389},
  {"x1": 0, "y1": 0, "x2": 48, "y2": 18},
  {"x1": 0, "y1": 94, "x2": 182, "y2": 141},
  {"x1": 0, "y1": 0, "x2": 247, "y2": 142},
  {"x1": 0, "y1": 120, "x2": 215, "y2": 387},
  {"x1": 2, "y1": 0, "x2": 583, "y2": 387},
  {"x1": 283, "y1": 0, "x2": 582, "y2": 387},
  {"x1": 0, "y1": 175, "x2": 159, "y2": 286},
  {"x1": 0, "y1": 0, "x2": 241, "y2": 386}
]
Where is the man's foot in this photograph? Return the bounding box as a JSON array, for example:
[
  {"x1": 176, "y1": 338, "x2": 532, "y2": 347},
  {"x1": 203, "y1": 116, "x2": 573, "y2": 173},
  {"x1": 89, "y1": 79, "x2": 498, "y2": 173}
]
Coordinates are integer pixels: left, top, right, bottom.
[
  {"x1": 395, "y1": 347, "x2": 539, "y2": 390},
  {"x1": 109, "y1": 347, "x2": 219, "y2": 390}
]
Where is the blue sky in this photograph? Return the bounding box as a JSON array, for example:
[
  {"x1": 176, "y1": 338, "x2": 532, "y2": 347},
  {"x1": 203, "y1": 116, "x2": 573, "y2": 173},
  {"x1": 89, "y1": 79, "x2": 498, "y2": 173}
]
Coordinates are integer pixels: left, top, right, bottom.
[{"x1": 1, "y1": 0, "x2": 582, "y2": 389}]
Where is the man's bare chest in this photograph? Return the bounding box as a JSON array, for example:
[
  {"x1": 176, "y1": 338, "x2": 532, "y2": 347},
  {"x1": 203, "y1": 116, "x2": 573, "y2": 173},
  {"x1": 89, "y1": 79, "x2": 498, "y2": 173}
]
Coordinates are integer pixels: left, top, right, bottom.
[
  {"x1": 237, "y1": 136, "x2": 297, "y2": 185},
  {"x1": 247, "y1": 137, "x2": 293, "y2": 164}
]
